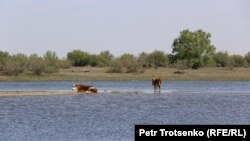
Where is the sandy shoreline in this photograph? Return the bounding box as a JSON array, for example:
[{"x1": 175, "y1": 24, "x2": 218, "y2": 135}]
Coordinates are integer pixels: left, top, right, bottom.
[{"x1": 0, "y1": 91, "x2": 75, "y2": 97}]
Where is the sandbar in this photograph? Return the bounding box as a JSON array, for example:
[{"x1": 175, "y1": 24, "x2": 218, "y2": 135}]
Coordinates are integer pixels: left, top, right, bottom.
[{"x1": 0, "y1": 91, "x2": 74, "y2": 97}]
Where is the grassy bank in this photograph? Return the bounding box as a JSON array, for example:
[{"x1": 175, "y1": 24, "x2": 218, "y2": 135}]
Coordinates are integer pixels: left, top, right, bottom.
[{"x1": 1, "y1": 67, "x2": 250, "y2": 81}]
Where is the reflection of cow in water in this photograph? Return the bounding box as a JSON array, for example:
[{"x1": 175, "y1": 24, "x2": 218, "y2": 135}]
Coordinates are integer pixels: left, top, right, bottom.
[
  {"x1": 152, "y1": 76, "x2": 162, "y2": 93},
  {"x1": 72, "y1": 84, "x2": 98, "y2": 94}
]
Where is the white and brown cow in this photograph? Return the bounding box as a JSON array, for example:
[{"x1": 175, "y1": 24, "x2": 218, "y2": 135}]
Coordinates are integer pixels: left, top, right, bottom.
[{"x1": 72, "y1": 84, "x2": 98, "y2": 94}]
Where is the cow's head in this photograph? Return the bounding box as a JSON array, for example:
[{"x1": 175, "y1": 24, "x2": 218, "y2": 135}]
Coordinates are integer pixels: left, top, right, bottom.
[{"x1": 72, "y1": 84, "x2": 78, "y2": 91}]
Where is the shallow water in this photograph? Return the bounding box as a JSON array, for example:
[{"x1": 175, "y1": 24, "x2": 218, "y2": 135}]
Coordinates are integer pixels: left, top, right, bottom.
[
  {"x1": 1, "y1": 80, "x2": 250, "y2": 94},
  {"x1": 0, "y1": 81, "x2": 250, "y2": 141}
]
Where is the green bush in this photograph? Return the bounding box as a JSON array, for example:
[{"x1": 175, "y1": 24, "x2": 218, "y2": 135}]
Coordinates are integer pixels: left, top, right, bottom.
[
  {"x1": 107, "y1": 53, "x2": 142, "y2": 73},
  {"x1": 28, "y1": 54, "x2": 46, "y2": 76},
  {"x1": 43, "y1": 51, "x2": 60, "y2": 73},
  {"x1": 67, "y1": 50, "x2": 92, "y2": 66},
  {"x1": 2, "y1": 53, "x2": 28, "y2": 76},
  {"x1": 0, "y1": 51, "x2": 9, "y2": 71},
  {"x1": 137, "y1": 52, "x2": 150, "y2": 68},
  {"x1": 244, "y1": 52, "x2": 250, "y2": 67},
  {"x1": 214, "y1": 51, "x2": 230, "y2": 67},
  {"x1": 230, "y1": 55, "x2": 244, "y2": 67},
  {"x1": 107, "y1": 59, "x2": 124, "y2": 73},
  {"x1": 96, "y1": 51, "x2": 113, "y2": 67},
  {"x1": 148, "y1": 50, "x2": 168, "y2": 68}
]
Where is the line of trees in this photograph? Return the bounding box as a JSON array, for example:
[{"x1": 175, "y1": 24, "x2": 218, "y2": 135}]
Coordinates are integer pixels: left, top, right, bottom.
[
  {"x1": 0, "y1": 51, "x2": 71, "y2": 76},
  {"x1": 1, "y1": 49, "x2": 250, "y2": 76},
  {"x1": 1, "y1": 29, "x2": 250, "y2": 76},
  {"x1": 66, "y1": 49, "x2": 250, "y2": 72},
  {"x1": 66, "y1": 50, "x2": 169, "y2": 73}
]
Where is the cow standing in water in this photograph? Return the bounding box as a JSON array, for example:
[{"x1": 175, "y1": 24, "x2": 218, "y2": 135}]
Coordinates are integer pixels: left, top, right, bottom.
[{"x1": 152, "y1": 76, "x2": 162, "y2": 93}]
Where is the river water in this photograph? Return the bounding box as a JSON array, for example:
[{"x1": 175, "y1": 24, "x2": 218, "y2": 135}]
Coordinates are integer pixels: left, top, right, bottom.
[{"x1": 0, "y1": 81, "x2": 250, "y2": 141}]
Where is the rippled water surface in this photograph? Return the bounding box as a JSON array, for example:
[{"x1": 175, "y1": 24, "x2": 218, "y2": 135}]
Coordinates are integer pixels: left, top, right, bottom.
[{"x1": 0, "y1": 81, "x2": 250, "y2": 141}]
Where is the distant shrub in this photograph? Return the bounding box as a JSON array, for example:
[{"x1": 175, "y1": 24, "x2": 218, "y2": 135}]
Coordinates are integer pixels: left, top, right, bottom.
[
  {"x1": 244, "y1": 52, "x2": 250, "y2": 67},
  {"x1": 96, "y1": 51, "x2": 113, "y2": 67},
  {"x1": 137, "y1": 52, "x2": 150, "y2": 68},
  {"x1": 67, "y1": 50, "x2": 92, "y2": 66},
  {"x1": 230, "y1": 55, "x2": 244, "y2": 67},
  {"x1": 106, "y1": 60, "x2": 123, "y2": 73},
  {"x1": 0, "y1": 51, "x2": 9, "y2": 71},
  {"x1": 214, "y1": 52, "x2": 230, "y2": 67},
  {"x1": 107, "y1": 54, "x2": 142, "y2": 73},
  {"x1": 28, "y1": 54, "x2": 46, "y2": 76},
  {"x1": 2, "y1": 53, "x2": 28, "y2": 76},
  {"x1": 43, "y1": 51, "x2": 60, "y2": 73},
  {"x1": 148, "y1": 50, "x2": 168, "y2": 68}
]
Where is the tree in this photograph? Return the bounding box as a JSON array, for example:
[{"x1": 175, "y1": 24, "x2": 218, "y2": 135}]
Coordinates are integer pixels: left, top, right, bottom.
[
  {"x1": 137, "y1": 52, "x2": 150, "y2": 68},
  {"x1": 148, "y1": 50, "x2": 168, "y2": 68},
  {"x1": 67, "y1": 50, "x2": 91, "y2": 66},
  {"x1": 43, "y1": 50, "x2": 59, "y2": 73},
  {"x1": 0, "y1": 51, "x2": 9, "y2": 71},
  {"x1": 244, "y1": 52, "x2": 250, "y2": 67},
  {"x1": 44, "y1": 50, "x2": 58, "y2": 65},
  {"x1": 231, "y1": 55, "x2": 244, "y2": 67},
  {"x1": 107, "y1": 53, "x2": 141, "y2": 73},
  {"x1": 171, "y1": 29, "x2": 216, "y2": 69},
  {"x1": 28, "y1": 54, "x2": 46, "y2": 76},
  {"x1": 118, "y1": 53, "x2": 140, "y2": 73},
  {"x1": 97, "y1": 51, "x2": 113, "y2": 67},
  {"x1": 3, "y1": 53, "x2": 28, "y2": 76},
  {"x1": 214, "y1": 51, "x2": 230, "y2": 67}
]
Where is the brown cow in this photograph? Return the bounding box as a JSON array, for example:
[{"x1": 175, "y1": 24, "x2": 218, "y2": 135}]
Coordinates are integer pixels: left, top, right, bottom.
[
  {"x1": 72, "y1": 84, "x2": 98, "y2": 94},
  {"x1": 152, "y1": 76, "x2": 162, "y2": 93}
]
